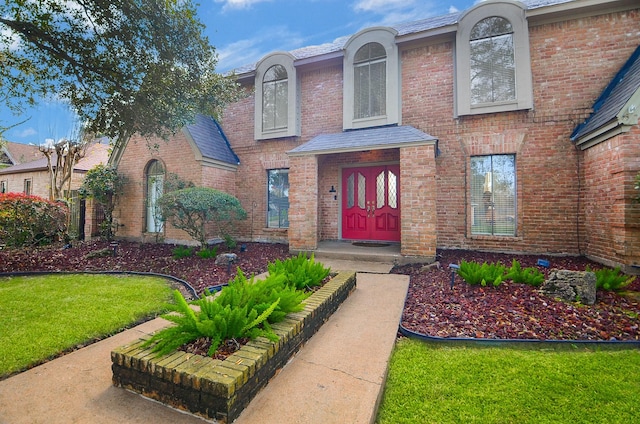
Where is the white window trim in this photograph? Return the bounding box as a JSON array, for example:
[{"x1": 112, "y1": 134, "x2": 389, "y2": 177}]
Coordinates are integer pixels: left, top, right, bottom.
[
  {"x1": 455, "y1": 0, "x2": 533, "y2": 116},
  {"x1": 254, "y1": 52, "x2": 300, "y2": 140},
  {"x1": 343, "y1": 27, "x2": 400, "y2": 130}
]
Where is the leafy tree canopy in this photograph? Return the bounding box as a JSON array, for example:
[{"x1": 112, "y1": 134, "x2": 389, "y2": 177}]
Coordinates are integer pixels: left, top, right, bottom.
[{"x1": 0, "y1": 0, "x2": 242, "y2": 145}]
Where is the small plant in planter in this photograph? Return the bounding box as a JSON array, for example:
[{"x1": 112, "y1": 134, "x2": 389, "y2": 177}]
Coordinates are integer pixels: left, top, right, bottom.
[
  {"x1": 267, "y1": 252, "x2": 330, "y2": 290},
  {"x1": 143, "y1": 255, "x2": 330, "y2": 358}
]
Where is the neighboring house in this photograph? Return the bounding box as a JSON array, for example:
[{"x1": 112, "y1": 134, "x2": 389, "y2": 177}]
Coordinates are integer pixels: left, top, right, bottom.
[
  {"x1": 0, "y1": 141, "x2": 110, "y2": 239},
  {"x1": 0, "y1": 141, "x2": 40, "y2": 170},
  {"x1": 110, "y1": 0, "x2": 640, "y2": 271}
]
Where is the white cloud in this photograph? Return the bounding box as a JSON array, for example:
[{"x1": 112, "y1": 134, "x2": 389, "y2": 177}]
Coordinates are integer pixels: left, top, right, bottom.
[
  {"x1": 353, "y1": 0, "x2": 412, "y2": 12},
  {"x1": 214, "y1": 0, "x2": 272, "y2": 11},
  {"x1": 16, "y1": 128, "x2": 37, "y2": 138},
  {"x1": 216, "y1": 25, "x2": 305, "y2": 72},
  {"x1": 449, "y1": 6, "x2": 459, "y2": 13}
]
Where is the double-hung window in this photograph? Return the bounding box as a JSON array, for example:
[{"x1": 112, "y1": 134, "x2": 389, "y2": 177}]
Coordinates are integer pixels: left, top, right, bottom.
[
  {"x1": 470, "y1": 155, "x2": 516, "y2": 236},
  {"x1": 0, "y1": 180, "x2": 6, "y2": 193},
  {"x1": 267, "y1": 169, "x2": 289, "y2": 228},
  {"x1": 23, "y1": 179, "x2": 32, "y2": 195}
]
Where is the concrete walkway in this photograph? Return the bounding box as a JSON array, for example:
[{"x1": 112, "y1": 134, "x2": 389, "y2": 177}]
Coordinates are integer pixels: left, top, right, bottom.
[{"x1": 0, "y1": 260, "x2": 408, "y2": 424}]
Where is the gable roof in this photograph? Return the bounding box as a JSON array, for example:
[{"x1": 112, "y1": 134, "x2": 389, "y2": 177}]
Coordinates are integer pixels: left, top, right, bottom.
[
  {"x1": 233, "y1": 0, "x2": 577, "y2": 76},
  {"x1": 183, "y1": 114, "x2": 240, "y2": 167},
  {"x1": 288, "y1": 125, "x2": 437, "y2": 157},
  {"x1": 571, "y1": 44, "x2": 640, "y2": 149},
  {"x1": 1, "y1": 141, "x2": 41, "y2": 166},
  {"x1": 0, "y1": 141, "x2": 109, "y2": 175}
]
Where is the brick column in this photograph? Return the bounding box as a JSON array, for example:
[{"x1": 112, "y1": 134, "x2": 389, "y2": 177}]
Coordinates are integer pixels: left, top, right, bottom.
[
  {"x1": 400, "y1": 144, "x2": 437, "y2": 260},
  {"x1": 288, "y1": 155, "x2": 318, "y2": 250}
]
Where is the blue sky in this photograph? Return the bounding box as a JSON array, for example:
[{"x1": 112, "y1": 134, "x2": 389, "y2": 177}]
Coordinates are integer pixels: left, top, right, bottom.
[{"x1": 1, "y1": 0, "x2": 476, "y2": 145}]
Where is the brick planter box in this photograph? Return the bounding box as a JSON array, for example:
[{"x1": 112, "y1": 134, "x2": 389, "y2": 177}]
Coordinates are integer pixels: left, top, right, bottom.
[{"x1": 111, "y1": 271, "x2": 356, "y2": 423}]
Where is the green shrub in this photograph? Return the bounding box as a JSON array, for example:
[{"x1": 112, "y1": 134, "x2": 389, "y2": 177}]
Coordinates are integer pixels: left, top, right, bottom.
[
  {"x1": 587, "y1": 266, "x2": 633, "y2": 292},
  {"x1": 267, "y1": 252, "x2": 331, "y2": 290},
  {"x1": 457, "y1": 260, "x2": 505, "y2": 287},
  {"x1": 172, "y1": 245, "x2": 194, "y2": 259},
  {"x1": 0, "y1": 193, "x2": 68, "y2": 247},
  {"x1": 157, "y1": 187, "x2": 247, "y2": 249},
  {"x1": 505, "y1": 259, "x2": 545, "y2": 287},
  {"x1": 223, "y1": 234, "x2": 237, "y2": 249},
  {"x1": 196, "y1": 246, "x2": 218, "y2": 259},
  {"x1": 78, "y1": 164, "x2": 124, "y2": 240}
]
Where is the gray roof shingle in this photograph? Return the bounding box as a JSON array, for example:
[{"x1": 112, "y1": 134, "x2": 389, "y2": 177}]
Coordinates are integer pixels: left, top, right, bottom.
[
  {"x1": 571, "y1": 45, "x2": 640, "y2": 142},
  {"x1": 288, "y1": 125, "x2": 437, "y2": 156},
  {"x1": 233, "y1": 0, "x2": 575, "y2": 75},
  {"x1": 185, "y1": 115, "x2": 240, "y2": 165}
]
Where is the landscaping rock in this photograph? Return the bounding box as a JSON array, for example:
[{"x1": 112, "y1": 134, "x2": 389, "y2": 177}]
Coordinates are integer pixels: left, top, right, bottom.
[
  {"x1": 541, "y1": 269, "x2": 596, "y2": 305},
  {"x1": 214, "y1": 253, "x2": 237, "y2": 266}
]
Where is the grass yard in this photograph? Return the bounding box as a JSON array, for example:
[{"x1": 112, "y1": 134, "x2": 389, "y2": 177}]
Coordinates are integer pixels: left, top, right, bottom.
[
  {"x1": 377, "y1": 338, "x2": 640, "y2": 424},
  {"x1": 0, "y1": 273, "x2": 173, "y2": 378}
]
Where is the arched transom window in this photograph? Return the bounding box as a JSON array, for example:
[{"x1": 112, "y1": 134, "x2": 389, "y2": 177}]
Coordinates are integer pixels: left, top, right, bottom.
[
  {"x1": 262, "y1": 64, "x2": 288, "y2": 131},
  {"x1": 470, "y1": 17, "x2": 515, "y2": 105},
  {"x1": 354, "y1": 42, "x2": 386, "y2": 119}
]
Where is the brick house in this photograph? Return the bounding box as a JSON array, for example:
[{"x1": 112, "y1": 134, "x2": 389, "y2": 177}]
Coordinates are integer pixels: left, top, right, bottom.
[{"x1": 111, "y1": 0, "x2": 640, "y2": 271}]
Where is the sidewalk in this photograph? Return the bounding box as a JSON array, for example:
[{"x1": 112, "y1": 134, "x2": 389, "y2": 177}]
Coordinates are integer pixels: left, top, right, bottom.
[{"x1": 0, "y1": 262, "x2": 408, "y2": 424}]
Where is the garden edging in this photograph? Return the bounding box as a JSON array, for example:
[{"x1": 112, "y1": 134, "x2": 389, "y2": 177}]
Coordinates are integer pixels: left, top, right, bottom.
[{"x1": 111, "y1": 270, "x2": 356, "y2": 423}]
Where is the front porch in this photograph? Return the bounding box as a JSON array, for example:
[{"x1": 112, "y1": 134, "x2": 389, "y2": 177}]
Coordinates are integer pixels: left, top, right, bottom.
[{"x1": 286, "y1": 125, "x2": 439, "y2": 264}]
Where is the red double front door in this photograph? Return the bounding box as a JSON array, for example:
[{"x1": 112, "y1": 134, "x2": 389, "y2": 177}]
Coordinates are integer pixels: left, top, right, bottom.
[{"x1": 342, "y1": 165, "x2": 401, "y2": 242}]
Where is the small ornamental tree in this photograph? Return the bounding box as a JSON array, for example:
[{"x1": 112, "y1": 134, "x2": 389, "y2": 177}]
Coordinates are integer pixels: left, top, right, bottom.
[
  {"x1": 78, "y1": 164, "x2": 125, "y2": 240},
  {"x1": 157, "y1": 187, "x2": 247, "y2": 249},
  {"x1": 0, "y1": 193, "x2": 68, "y2": 247}
]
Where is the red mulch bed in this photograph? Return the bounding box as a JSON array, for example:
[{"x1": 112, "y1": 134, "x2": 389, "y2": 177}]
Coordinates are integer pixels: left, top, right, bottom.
[
  {"x1": 393, "y1": 249, "x2": 640, "y2": 341},
  {"x1": 1, "y1": 241, "x2": 638, "y2": 342},
  {"x1": 0, "y1": 240, "x2": 290, "y2": 298}
]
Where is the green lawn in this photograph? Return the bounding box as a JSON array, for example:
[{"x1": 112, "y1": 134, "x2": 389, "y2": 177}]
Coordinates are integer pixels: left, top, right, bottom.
[
  {"x1": 0, "y1": 273, "x2": 173, "y2": 377},
  {"x1": 377, "y1": 338, "x2": 640, "y2": 424}
]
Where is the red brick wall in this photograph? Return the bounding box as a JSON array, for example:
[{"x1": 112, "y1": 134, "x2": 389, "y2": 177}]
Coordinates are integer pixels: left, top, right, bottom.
[
  {"x1": 115, "y1": 132, "x2": 238, "y2": 244},
  {"x1": 116, "y1": 7, "x2": 640, "y2": 268},
  {"x1": 397, "y1": 8, "x2": 640, "y2": 258},
  {"x1": 582, "y1": 126, "x2": 640, "y2": 269}
]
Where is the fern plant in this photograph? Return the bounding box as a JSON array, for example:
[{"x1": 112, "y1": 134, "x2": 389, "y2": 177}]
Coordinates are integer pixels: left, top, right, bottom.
[
  {"x1": 143, "y1": 287, "x2": 281, "y2": 357},
  {"x1": 268, "y1": 252, "x2": 330, "y2": 290},
  {"x1": 214, "y1": 269, "x2": 307, "y2": 324},
  {"x1": 457, "y1": 260, "x2": 506, "y2": 287},
  {"x1": 196, "y1": 246, "x2": 218, "y2": 259},
  {"x1": 505, "y1": 259, "x2": 545, "y2": 287},
  {"x1": 587, "y1": 266, "x2": 633, "y2": 292},
  {"x1": 172, "y1": 245, "x2": 194, "y2": 259}
]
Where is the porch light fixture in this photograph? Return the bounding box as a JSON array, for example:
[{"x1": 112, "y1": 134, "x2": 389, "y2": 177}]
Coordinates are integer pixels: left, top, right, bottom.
[{"x1": 329, "y1": 185, "x2": 337, "y2": 200}]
